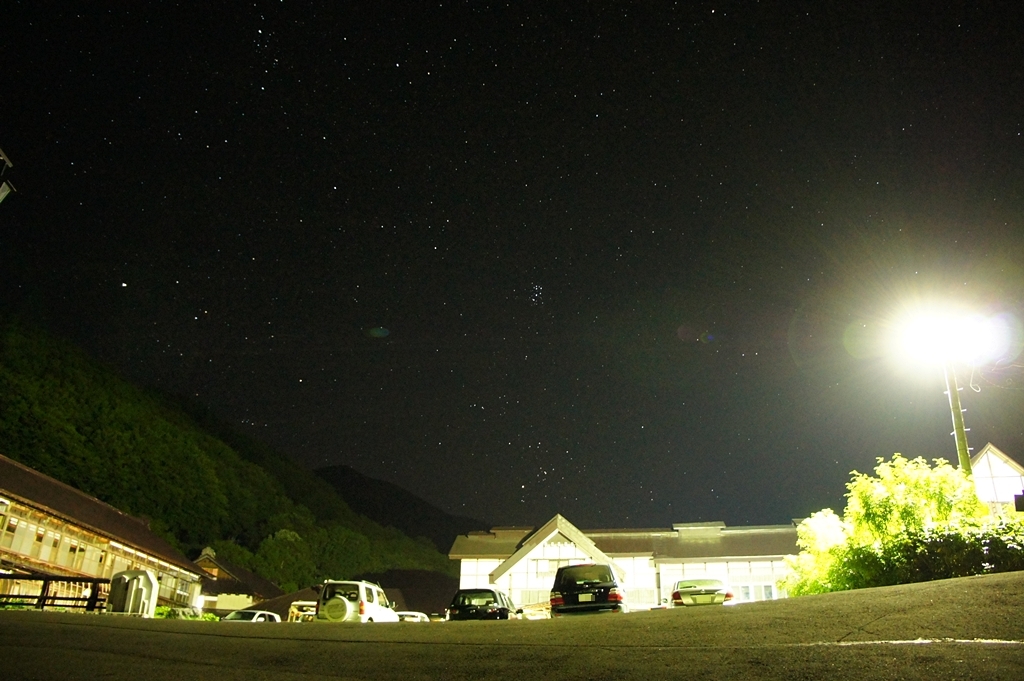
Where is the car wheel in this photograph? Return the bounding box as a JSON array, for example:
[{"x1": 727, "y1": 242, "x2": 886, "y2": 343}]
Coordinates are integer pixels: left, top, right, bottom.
[{"x1": 322, "y1": 597, "x2": 352, "y2": 622}]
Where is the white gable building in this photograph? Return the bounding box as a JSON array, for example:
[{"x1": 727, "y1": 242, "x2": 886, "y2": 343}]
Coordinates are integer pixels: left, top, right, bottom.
[
  {"x1": 971, "y1": 443, "x2": 1024, "y2": 514},
  {"x1": 449, "y1": 444, "x2": 1024, "y2": 613},
  {"x1": 449, "y1": 514, "x2": 798, "y2": 612}
]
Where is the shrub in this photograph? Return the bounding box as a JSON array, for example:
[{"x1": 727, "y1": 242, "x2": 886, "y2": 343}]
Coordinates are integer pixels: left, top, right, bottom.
[{"x1": 783, "y1": 454, "x2": 1020, "y2": 594}]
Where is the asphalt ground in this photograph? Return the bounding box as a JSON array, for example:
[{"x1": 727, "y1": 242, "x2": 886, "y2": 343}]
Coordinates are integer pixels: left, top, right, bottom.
[{"x1": 2, "y1": 571, "x2": 1024, "y2": 680}]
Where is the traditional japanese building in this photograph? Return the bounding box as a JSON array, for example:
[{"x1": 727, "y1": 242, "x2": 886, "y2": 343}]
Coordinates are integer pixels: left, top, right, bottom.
[
  {"x1": 194, "y1": 546, "x2": 283, "y2": 615},
  {"x1": 0, "y1": 453, "x2": 203, "y2": 608}
]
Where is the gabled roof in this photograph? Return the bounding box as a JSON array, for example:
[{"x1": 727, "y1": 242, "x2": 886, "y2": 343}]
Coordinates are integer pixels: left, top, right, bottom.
[
  {"x1": 489, "y1": 515, "x2": 624, "y2": 582},
  {"x1": 972, "y1": 442, "x2": 1024, "y2": 476},
  {"x1": 195, "y1": 548, "x2": 283, "y2": 600},
  {"x1": 0, "y1": 453, "x2": 199, "y2": 576},
  {"x1": 971, "y1": 442, "x2": 1024, "y2": 504}
]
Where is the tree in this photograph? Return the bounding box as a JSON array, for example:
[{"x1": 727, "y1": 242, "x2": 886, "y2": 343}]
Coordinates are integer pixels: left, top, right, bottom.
[
  {"x1": 783, "y1": 509, "x2": 848, "y2": 595},
  {"x1": 252, "y1": 529, "x2": 317, "y2": 593},
  {"x1": 844, "y1": 455, "x2": 988, "y2": 546},
  {"x1": 783, "y1": 454, "x2": 991, "y2": 595}
]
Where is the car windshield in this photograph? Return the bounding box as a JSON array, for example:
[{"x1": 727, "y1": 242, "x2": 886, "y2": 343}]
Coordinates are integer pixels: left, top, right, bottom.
[
  {"x1": 454, "y1": 590, "x2": 497, "y2": 607},
  {"x1": 560, "y1": 566, "x2": 613, "y2": 585},
  {"x1": 676, "y1": 579, "x2": 724, "y2": 590},
  {"x1": 322, "y1": 584, "x2": 360, "y2": 601},
  {"x1": 223, "y1": 611, "x2": 256, "y2": 620}
]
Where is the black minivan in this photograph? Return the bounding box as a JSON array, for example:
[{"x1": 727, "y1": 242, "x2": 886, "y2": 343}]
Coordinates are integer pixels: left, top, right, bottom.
[{"x1": 549, "y1": 563, "x2": 628, "y2": 616}]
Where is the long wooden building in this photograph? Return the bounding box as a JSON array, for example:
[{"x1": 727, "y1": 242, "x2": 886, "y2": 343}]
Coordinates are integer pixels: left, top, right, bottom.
[{"x1": 0, "y1": 453, "x2": 203, "y2": 608}]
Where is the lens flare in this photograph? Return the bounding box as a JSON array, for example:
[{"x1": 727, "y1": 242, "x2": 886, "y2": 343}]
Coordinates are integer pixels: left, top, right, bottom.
[{"x1": 890, "y1": 307, "x2": 1022, "y2": 367}]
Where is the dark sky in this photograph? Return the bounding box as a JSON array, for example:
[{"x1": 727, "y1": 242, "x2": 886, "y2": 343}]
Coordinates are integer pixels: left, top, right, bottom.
[{"x1": 3, "y1": 1, "x2": 1024, "y2": 529}]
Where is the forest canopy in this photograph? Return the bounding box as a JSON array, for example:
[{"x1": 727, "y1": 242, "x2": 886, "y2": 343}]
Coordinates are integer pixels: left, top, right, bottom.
[{"x1": 0, "y1": 318, "x2": 454, "y2": 589}]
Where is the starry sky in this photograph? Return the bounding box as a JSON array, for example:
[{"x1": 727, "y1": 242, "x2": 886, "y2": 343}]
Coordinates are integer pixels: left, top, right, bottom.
[{"x1": 3, "y1": 1, "x2": 1024, "y2": 530}]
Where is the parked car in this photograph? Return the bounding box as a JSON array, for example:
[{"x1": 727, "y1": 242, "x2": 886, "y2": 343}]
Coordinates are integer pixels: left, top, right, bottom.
[
  {"x1": 670, "y1": 579, "x2": 733, "y2": 607},
  {"x1": 316, "y1": 580, "x2": 400, "y2": 623},
  {"x1": 446, "y1": 588, "x2": 522, "y2": 621},
  {"x1": 549, "y1": 563, "x2": 627, "y2": 616},
  {"x1": 220, "y1": 609, "x2": 281, "y2": 622},
  {"x1": 396, "y1": 611, "x2": 431, "y2": 622},
  {"x1": 287, "y1": 600, "x2": 318, "y2": 622}
]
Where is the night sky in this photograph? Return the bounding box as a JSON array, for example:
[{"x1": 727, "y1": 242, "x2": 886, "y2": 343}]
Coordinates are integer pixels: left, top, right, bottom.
[{"x1": 3, "y1": 1, "x2": 1024, "y2": 530}]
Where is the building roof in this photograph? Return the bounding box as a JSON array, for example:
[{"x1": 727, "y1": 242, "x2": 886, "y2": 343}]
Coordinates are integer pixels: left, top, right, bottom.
[
  {"x1": 0, "y1": 453, "x2": 200, "y2": 576},
  {"x1": 972, "y1": 442, "x2": 1024, "y2": 476},
  {"x1": 251, "y1": 587, "x2": 319, "y2": 620},
  {"x1": 589, "y1": 525, "x2": 798, "y2": 561},
  {"x1": 489, "y1": 514, "x2": 625, "y2": 582},
  {"x1": 971, "y1": 442, "x2": 1024, "y2": 505},
  {"x1": 449, "y1": 514, "x2": 798, "y2": 565},
  {"x1": 449, "y1": 527, "x2": 535, "y2": 559},
  {"x1": 355, "y1": 569, "x2": 461, "y2": 615},
  {"x1": 195, "y1": 548, "x2": 284, "y2": 600}
]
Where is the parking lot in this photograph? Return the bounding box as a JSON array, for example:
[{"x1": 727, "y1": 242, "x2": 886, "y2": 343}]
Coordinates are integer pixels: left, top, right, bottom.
[{"x1": 2, "y1": 570, "x2": 1024, "y2": 680}]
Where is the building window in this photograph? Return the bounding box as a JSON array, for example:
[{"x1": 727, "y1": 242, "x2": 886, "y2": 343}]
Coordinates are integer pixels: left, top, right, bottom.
[
  {"x1": 31, "y1": 527, "x2": 45, "y2": 558},
  {"x1": 763, "y1": 584, "x2": 774, "y2": 600},
  {"x1": 0, "y1": 517, "x2": 14, "y2": 548}
]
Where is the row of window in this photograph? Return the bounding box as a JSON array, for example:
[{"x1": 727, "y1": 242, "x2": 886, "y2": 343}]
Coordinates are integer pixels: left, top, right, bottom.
[{"x1": 0, "y1": 502, "x2": 201, "y2": 607}]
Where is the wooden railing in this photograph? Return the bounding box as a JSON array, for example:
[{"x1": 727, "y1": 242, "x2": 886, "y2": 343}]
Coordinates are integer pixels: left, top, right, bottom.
[{"x1": 0, "y1": 574, "x2": 110, "y2": 612}]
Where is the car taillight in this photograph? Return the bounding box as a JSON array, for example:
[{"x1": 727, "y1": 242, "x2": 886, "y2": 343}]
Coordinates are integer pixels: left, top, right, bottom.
[
  {"x1": 359, "y1": 600, "x2": 366, "y2": 616},
  {"x1": 607, "y1": 587, "x2": 623, "y2": 603},
  {"x1": 549, "y1": 591, "x2": 564, "y2": 607},
  {"x1": 724, "y1": 591, "x2": 734, "y2": 601},
  {"x1": 670, "y1": 591, "x2": 681, "y2": 601}
]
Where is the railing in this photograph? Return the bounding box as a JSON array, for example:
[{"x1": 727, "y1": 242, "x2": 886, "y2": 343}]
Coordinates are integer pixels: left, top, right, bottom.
[{"x1": 0, "y1": 575, "x2": 110, "y2": 612}]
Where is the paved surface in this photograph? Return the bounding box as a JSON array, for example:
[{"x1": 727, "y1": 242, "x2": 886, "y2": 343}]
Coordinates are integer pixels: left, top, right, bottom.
[{"x1": 3, "y1": 571, "x2": 1024, "y2": 679}]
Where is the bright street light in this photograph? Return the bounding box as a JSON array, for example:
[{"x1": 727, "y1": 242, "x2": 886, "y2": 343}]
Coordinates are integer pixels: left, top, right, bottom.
[
  {"x1": 888, "y1": 305, "x2": 1018, "y2": 476},
  {"x1": 892, "y1": 309, "x2": 1014, "y2": 369}
]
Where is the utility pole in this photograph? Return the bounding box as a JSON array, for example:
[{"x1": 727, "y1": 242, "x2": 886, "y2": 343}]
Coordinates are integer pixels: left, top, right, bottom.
[{"x1": 943, "y1": 361, "x2": 973, "y2": 475}]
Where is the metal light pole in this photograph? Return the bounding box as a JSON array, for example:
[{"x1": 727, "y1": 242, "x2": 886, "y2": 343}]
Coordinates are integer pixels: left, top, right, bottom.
[{"x1": 942, "y1": 360, "x2": 973, "y2": 475}]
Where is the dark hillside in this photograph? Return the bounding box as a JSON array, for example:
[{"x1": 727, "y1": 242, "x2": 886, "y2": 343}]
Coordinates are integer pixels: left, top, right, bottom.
[
  {"x1": 0, "y1": 318, "x2": 455, "y2": 588},
  {"x1": 317, "y1": 464, "x2": 489, "y2": 553},
  {"x1": 178, "y1": 401, "x2": 365, "y2": 529}
]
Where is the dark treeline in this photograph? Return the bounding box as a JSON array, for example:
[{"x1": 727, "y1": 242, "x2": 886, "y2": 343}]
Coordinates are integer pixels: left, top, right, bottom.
[{"x1": 0, "y1": 317, "x2": 453, "y2": 591}]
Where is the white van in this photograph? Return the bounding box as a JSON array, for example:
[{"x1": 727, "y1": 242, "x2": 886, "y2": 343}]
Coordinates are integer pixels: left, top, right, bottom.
[{"x1": 316, "y1": 580, "x2": 399, "y2": 623}]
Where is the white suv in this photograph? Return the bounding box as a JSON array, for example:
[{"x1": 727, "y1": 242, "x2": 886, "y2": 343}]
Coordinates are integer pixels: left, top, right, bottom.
[{"x1": 316, "y1": 580, "x2": 399, "y2": 623}]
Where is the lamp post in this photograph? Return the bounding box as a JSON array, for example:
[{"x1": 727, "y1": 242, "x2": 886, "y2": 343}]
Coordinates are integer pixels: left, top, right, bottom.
[
  {"x1": 942, "y1": 360, "x2": 973, "y2": 475},
  {"x1": 890, "y1": 307, "x2": 1003, "y2": 475}
]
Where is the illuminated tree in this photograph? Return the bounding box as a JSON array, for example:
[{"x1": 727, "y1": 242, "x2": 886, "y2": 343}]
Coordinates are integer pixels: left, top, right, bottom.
[
  {"x1": 782, "y1": 509, "x2": 848, "y2": 595},
  {"x1": 783, "y1": 454, "x2": 993, "y2": 595},
  {"x1": 844, "y1": 455, "x2": 989, "y2": 546}
]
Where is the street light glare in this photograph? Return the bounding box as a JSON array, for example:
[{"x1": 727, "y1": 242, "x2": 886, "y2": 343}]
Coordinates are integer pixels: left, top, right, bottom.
[
  {"x1": 886, "y1": 303, "x2": 1022, "y2": 475},
  {"x1": 892, "y1": 308, "x2": 1017, "y2": 367}
]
